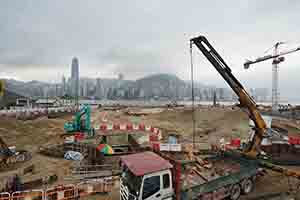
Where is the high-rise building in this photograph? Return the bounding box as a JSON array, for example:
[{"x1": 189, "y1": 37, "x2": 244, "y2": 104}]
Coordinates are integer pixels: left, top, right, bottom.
[
  {"x1": 43, "y1": 87, "x2": 48, "y2": 98},
  {"x1": 117, "y1": 73, "x2": 124, "y2": 88},
  {"x1": 62, "y1": 75, "x2": 66, "y2": 96},
  {"x1": 95, "y1": 78, "x2": 103, "y2": 99},
  {"x1": 83, "y1": 80, "x2": 89, "y2": 97},
  {"x1": 71, "y1": 57, "x2": 79, "y2": 98}
]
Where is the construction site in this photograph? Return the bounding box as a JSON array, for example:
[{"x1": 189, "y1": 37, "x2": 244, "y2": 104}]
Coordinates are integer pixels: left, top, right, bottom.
[{"x1": 1, "y1": 34, "x2": 300, "y2": 200}]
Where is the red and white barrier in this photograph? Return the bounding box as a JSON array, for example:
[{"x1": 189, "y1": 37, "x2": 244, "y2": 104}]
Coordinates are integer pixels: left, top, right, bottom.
[
  {"x1": 46, "y1": 185, "x2": 75, "y2": 200},
  {"x1": 11, "y1": 189, "x2": 43, "y2": 200},
  {"x1": 96, "y1": 123, "x2": 162, "y2": 140},
  {"x1": 0, "y1": 192, "x2": 10, "y2": 200},
  {"x1": 1, "y1": 179, "x2": 114, "y2": 200},
  {"x1": 288, "y1": 136, "x2": 300, "y2": 145}
]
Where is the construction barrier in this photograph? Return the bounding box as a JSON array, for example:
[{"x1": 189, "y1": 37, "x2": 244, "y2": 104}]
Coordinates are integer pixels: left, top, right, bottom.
[
  {"x1": 220, "y1": 136, "x2": 300, "y2": 150},
  {"x1": 77, "y1": 179, "x2": 113, "y2": 198},
  {"x1": 152, "y1": 142, "x2": 160, "y2": 152},
  {"x1": 230, "y1": 138, "x2": 241, "y2": 147},
  {"x1": 120, "y1": 124, "x2": 126, "y2": 131},
  {"x1": 150, "y1": 135, "x2": 159, "y2": 142},
  {"x1": 224, "y1": 136, "x2": 300, "y2": 146},
  {"x1": 96, "y1": 123, "x2": 162, "y2": 139},
  {"x1": 0, "y1": 193, "x2": 10, "y2": 200},
  {"x1": 1, "y1": 179, "x2": 114, "y2": 200},
  {"x1": 46, "y1": 185, "x2": 75, "y2": 200},
  {"x1": 126, "y1": 124, "x2": 133, "y2": 130},
  {"x1": 11, "y1": 189, "x2": 43, "y2": 200},
  {"x1": 288, "y1": 136, "x2": 300, "y2": 145},
  {"x1": 138, "y1": 124, "x2": 145, "y2": 131},
  {"x1": 113, "y1": 124, "x2": 120, "y2": 130},
  {"x1": 77, "y1": 182, "x2": 94, "y2": 198}
]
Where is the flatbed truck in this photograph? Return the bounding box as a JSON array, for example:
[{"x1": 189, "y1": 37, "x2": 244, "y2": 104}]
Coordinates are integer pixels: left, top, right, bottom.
[{"x1": 120, "y1": 151, "x2": 262, "y2": 200}]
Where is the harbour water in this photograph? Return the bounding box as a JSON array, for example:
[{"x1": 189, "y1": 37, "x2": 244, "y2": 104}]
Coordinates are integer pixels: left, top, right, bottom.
[{"x1": 78, "y1": 99, "x2": 300, "y2": 106}]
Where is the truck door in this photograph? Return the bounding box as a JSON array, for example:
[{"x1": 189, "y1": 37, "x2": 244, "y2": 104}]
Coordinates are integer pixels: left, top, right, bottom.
[
  {"x1": 161, "y1": 172, "x2": 173, "y2": 200},
  {"x1": 141, "y1": 174, "x2": 161, "y2": 200},
  {"x1": 140, "y1": 170, "x2": 173, "y2": 200}
]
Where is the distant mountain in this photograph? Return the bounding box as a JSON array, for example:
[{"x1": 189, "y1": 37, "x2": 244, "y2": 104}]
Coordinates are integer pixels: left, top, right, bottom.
[
  {"x1": 1, "y1": 73, "x2": 223, "y2": 100},
  {"x1": 3, "y1": 79, "x2": 48, "y2": 97},
  {"x1": 0, "y1": 89, "x2": 26, "y2": 108},
  {"x1": 136, "y1": 73, "x2": 186, "y2": 98}
]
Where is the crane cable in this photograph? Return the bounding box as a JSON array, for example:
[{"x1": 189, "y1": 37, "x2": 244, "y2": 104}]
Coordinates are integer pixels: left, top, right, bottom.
[{"x1": 190, "y1": 41, "x2": 196, "y2": 151}]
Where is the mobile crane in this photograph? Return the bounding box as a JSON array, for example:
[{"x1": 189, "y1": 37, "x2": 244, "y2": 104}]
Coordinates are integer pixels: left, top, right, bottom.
[
  {"x1": 119, "y1": 35, "x2": 300, "y2": 200},
  {"x1": 190, "y1": 35, "x2": 300, "y2": 179},
  {"x1": 190, "y1": 35, "x2": 267, "y2": 158}
]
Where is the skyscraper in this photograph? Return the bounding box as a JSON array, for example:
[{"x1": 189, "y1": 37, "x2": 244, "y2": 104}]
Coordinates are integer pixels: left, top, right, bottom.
[
  {"x1": 117, "y1": 73, "x2": 124, "y2": 88},
  {"x1": 71, "y1": 57, "x2": 79, "y2": 99},
  {"x1": 95, "y1": 78, "x2": 103, "y2": 99},
  {"x1": 62, "y1": 75, "x2": 66, "y2": 96}
]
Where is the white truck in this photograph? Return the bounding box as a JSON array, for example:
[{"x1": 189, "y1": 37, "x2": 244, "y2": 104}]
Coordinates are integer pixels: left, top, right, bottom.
[{"x1": 120, "y1": 151, "x2": 261, "y2": 200}]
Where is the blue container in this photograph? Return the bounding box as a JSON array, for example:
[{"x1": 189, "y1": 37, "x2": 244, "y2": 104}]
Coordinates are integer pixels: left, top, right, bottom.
[{"x1": 168, "y1": 135, "x2": 177, "y2": 144}]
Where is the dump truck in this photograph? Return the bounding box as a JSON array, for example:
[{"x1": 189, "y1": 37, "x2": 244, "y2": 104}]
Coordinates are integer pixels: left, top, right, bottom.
[{"x1": 120, "y1": 151, "x2": 262, "y2": 200}]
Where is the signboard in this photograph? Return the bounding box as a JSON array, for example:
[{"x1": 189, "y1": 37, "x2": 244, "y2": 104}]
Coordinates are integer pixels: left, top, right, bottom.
[
  {"x1": 159, "y1": 144, "x2": 170, "y2": 151},
  {"x1": 0, "y1": 80, "x2": 4, "y2": 97},
  {"x1": 170, "y1": 144, "x2": 182, "y2": 151},
  {"x1": 159, "y1": 143, "x2": 182, "y2": 152}
]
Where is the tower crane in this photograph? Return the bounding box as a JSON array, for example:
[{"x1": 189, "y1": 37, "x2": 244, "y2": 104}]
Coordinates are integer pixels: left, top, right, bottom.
[{"x1": 244, "y1": 43, "x2": 300, "y2": 112}]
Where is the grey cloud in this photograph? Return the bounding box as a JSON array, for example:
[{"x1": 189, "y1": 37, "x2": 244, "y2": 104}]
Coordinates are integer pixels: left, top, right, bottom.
[
  {"x1": 0, "y1": 0, "x2": 300, "y2": 100},
  {"x1": 98, "y1": 47, "x2": 170, "y2": 77}
]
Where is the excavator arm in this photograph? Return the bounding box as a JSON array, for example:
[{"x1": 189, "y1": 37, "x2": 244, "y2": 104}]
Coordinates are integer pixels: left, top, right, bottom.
[
  {"x1": 190, "y1": 35, "x2": 267, "y2": 158},
  {"x1": 64, "y1": 105, "x2": 93, "y2": 136}
]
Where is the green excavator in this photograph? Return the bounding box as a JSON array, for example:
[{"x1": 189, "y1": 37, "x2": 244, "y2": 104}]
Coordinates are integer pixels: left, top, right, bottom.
[{"x1": 64, "y1": 104, "x2": 94, "y2": 136}]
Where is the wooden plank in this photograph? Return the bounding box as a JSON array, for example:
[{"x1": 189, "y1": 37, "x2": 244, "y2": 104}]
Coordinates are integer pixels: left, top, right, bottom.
[{"x1": 193, "y1": 169, "x2": 208, "y2": 182}]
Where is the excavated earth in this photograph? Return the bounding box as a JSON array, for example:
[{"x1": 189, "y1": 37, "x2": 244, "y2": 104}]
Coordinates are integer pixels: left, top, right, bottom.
[{"x1": 1, "y1": 106, "x2": 300, "y2": 199}]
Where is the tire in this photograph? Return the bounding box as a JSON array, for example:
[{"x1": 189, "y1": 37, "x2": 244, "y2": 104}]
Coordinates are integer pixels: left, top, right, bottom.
[
  {"x1": 241, "y1": 179, "x2": 254, "y2": 194},
  {"x1": 230, "y1": 184, "x2": 241, "y2": 200}
]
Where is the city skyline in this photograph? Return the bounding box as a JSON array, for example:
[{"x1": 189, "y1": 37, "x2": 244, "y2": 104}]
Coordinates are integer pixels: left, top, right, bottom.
[{"x1": 1, "y1": 1, "x2": 300, "y2": 102}]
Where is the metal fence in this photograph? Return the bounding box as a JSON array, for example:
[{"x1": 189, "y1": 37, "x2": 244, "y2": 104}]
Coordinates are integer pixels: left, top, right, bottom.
[{"x1": 0, "y1": 179, "x2": 114, "y2": 200}]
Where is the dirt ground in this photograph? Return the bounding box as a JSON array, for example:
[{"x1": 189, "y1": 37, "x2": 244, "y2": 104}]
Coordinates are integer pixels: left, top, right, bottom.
[
  {"x1": 0, "y1": 116, "x2": 74, "y2": 187},
  {"x1": 1, "y1": 106, "x2": 300, "y2": 199}
]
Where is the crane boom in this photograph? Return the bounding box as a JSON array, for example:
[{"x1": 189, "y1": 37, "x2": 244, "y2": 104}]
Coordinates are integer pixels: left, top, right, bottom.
[
  {"x1": 190, "y1": 35, "x2": 300, "y2": 180},
  {"x1": 244, "y1": 46, "x2": 300, "y2": 69},
  {"x1": 190, "y1": 35, "x2": 267, "y2": 158}
]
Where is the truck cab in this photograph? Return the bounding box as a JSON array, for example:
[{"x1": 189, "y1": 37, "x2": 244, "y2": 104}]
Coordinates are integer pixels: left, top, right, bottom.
[{"x1": 120, "y1": 151, "x2": 174, "y2": 200}]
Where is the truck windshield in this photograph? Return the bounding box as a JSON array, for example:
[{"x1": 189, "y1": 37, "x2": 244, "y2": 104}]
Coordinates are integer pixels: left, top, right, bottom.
[{"x1": 122, "y1": 167, "x2": 142, "y2": 196}]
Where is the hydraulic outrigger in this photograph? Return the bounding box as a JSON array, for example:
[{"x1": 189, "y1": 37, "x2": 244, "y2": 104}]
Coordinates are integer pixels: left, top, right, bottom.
[{"x1": 190, "y1": 35, "x2": 300, "y2": 179}]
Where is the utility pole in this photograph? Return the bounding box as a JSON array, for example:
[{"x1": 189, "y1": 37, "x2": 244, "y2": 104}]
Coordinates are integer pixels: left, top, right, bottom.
[{"x1": 46, "y1": 86, "x2": 49, "y2": 117}]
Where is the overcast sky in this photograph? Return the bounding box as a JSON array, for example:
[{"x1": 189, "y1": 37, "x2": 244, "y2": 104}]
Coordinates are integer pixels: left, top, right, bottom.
[{"x1": 1, "y1": 0, "x2": 300, "y2": 100}]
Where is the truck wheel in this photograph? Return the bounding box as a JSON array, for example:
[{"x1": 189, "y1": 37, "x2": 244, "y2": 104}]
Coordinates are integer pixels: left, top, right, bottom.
[
  {"x1": 241, "y1": 179, "x2": 253, "y2": 194},
  {"x1": 230, "y1": 184, "x2": 241, "y2": 200}
]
